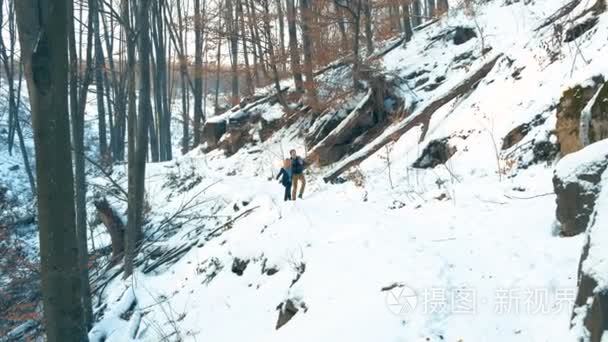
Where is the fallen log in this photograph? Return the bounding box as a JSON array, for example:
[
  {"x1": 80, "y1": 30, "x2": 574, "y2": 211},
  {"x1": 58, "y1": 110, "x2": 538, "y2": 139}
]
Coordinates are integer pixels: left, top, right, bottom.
[
  {"x1": 535, "y1": 0, "x2": 582, "y2": 31},
  {"x1": 414, "y1": 18, "x2": 440, "y2": 32},
  {"x1": 314, "y1": 59, "x2": 351, "y2": 76},
  {"x1": 369, "y1": 36, "x2": 406, "y2": 60},
  {"x1": 323, "y1": 54, "x2": 503, "y2": 183},
  {"x1": 307, "y1": 89, "x2": 374, "y2": 166}
]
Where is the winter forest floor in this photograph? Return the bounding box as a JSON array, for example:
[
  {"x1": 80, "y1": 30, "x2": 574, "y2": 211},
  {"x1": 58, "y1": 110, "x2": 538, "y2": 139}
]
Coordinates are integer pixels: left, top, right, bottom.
[{"x1": 86, "y1": 151, "x2": 584, "y2": 341}]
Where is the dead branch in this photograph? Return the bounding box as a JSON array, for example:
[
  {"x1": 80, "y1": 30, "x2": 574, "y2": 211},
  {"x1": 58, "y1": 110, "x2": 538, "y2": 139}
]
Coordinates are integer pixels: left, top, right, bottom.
[
  {"x1": 535, "y1": 0, "x2": 582, "y2": 31},
  {"x1": 205, "y1": 206, "x2": 260, "y2": 240},
  {"x1": 504, "y1": 192, "x2": 555, "y2": 200},
  {"x1": 85, "y1": 154, "x2": 129, "y2": 199}
]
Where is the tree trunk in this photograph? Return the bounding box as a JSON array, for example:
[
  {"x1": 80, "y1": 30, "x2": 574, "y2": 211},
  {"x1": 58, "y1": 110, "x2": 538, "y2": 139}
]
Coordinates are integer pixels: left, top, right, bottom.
[
  {"x1": 226, "y1": 0, "x2": 240, "y2": 105},
  {"x1": 334, "y1": 3, "x2": 349, "y2": 54},
  {"x1": 125, "y1": 0, "x2": 148, "y2": 279},
  {"x1": 100, "y1": 1, "x2": 125, "y2": 161},
  {"x1": 214, "y1": 3, "x2": 223, "y2": 114},
  {"x1": 68, "y1": 0, "x2": 94, "y2": 330},
  {"x1": 262, "y1": 0, "x2": 289, "y2": 109},
  {"x1": 15, "y1": 0, "x2": 88, "y2": 339},
  {"x1": 193, "y1": 0, "x2": 204, "y2": 147},
  {"x1": 402, "y1": 0, "x2": 413, "y2": 43},
  {"x1": 245, "y1": 0, "x2": 262, "y2": 87},
  {"x1": 426, "y1": 0, "x2": 436, "y2": 17},
  {"x1": 176, "y1": 0, "x2": 190, "y2": 153},
  {"x1": 286, "y1": 0, "x2": 304, "y2": 94},
  {"x1": 364, "y1": 0, "x2": 374, "y2": 55},
  {"x1": 249, "y1": 0, "x2": 269, "y2": 81},
  {"x1": 437, "y1": 0, "x2": 448, "y2": 14},
  {"x1": 156, "y1": 16, "x2": 168, "y2": 161},
  {"x1": 412, "y1": 0, "x2": 422, "y2": 27},
  {"x1": 352, "y1": 2, "x2": 362, "y2": 88},
  {"x1": 151, "y1": 2, "x2": 171, "y2": 161},
  {"x1": 276, "y1": 0, "x2": 287, "y2": 72},
  {"x1": 335, "y1": 0, "x2": 362, "y2": 88},
  {"x1": 92, "y1": 0, "x2": 109, "y2": 163},
  {"x1": 238, "y1": 0, "x2": 254, "y2": 96},
  {"x1": 0, "y1": 1, "x2": 36, "y2": 195},
  {"x1": 300, "y1": 0, "x2": 317, "y2": 106}
]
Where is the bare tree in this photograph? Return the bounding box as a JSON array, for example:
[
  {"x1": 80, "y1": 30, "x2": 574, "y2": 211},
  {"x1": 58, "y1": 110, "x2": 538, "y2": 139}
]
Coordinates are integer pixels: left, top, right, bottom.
[
  {"x1": 437, "y1": 0, "x2": 448, "y2": 14},
  {"x1": 125, "y1": 0, "x2": 153, "y2": 278},
  {"x1": 261, "y1": 0, "x2": 289, "y2": 109},
  {"x1": 300, "y1": 0, "x2": 318, "y2": 106},
  {"x1": 286, "y1": 0, "x2": 304, "y2": 93},
  {"x1": 0, "y1": 0, "x2": 35, "y2": 195},
  {"x1": 275, "y1": 0, "x2": 287, "y2": 72},
  {"x1": 412, "y1": 0, "x2": 422, "y2": 27},
  {"x1": 238, "y1": 0, "x2": 254, "y2": 95},
  {"x1": 193, "y1": 0, "x2": 204, "y2": 147},
  {"x1": 92, "y1": 0, "x2": 109, "y2": 163},
  {"x1": 15, "y1": 0, "x2": 88, "y2": 339},
  {"x1": 226, "y1": 0, "x2": 240, "y2": 105},
  {"x1": 151, "y1": 0, "x2": 172, "y2": 161},
  {"x1": 335, "y1": 0, "x2": 364, "y2": 88},
  {"x1": 402, "y1": 0, "x2": 413, "y2": 42},
  {"x1": 364, "y1": 0, "x2": 374, "y2": 55}
]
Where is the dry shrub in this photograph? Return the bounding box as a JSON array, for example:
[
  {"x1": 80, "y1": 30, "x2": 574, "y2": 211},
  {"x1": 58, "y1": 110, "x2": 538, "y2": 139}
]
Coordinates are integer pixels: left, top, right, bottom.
[
  {"x1": 0, "y1": 225, "x2": 42, "y2": 338},
  {"x1": 345, "y1": 168, "x2": 367, "y2": 187}
]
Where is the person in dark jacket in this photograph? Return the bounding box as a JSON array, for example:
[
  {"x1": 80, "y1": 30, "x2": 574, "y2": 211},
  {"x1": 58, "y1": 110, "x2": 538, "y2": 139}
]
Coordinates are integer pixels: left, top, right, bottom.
[
  {"x1": 276, "y1": 159, "x2": 293, "y2": 201},
  {"x1": 290, "y1": 149, "x2": 306, "y2": 200}
]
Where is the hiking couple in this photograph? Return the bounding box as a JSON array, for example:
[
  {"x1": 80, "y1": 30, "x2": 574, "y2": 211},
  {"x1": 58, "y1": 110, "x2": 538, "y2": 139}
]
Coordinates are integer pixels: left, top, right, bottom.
[{"x1": 276, "y1": 149, "x2": 306, "y2": 201}]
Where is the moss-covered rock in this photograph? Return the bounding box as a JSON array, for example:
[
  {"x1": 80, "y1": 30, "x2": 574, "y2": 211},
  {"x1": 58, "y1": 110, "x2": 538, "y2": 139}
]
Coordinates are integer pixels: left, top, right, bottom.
[{"x1": 556, "y1": 77, "x2": 604, "y2": 156}]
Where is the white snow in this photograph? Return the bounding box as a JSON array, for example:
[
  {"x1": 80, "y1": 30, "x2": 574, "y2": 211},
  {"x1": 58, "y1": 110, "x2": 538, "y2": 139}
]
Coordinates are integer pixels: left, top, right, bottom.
[
  {"x1": 582, "y1": 168, "x2": 608, "y2": 291},
  {"x1": 554, "y1": 139, "x2": 608, "y2": 184}
]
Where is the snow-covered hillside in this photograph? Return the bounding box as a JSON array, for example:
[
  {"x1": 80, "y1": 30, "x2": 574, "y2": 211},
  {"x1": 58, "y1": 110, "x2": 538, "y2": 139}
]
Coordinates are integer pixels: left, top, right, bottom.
[{"x1": 72, "y1": 0, "x2": 608, "y2": 341}]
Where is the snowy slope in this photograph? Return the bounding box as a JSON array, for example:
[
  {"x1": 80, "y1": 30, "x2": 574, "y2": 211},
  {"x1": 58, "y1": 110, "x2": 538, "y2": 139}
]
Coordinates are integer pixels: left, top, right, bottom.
[{"x1": 88, "y1": 0, "x2": 608, "y2": 341}]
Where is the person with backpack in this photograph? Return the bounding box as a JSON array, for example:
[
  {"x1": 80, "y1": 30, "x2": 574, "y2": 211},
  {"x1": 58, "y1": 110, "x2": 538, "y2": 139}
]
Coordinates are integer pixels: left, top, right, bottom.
[
  {"x1": 290, "y1": 149, "x2": 306, "y2": 200},
  {"x1": 276, "y1": 159, "x2": 293, "y2": 201}
]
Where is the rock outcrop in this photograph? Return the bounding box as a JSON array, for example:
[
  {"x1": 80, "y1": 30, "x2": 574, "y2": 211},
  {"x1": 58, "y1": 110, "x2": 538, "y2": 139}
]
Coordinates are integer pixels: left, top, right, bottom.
[
  {"x1": 553, "y1": 140, "x2": 608, "y2": 236},
  {"x1": 570, "y1": 141, "x2": 608, "y2": 341},
  {"x1": 201, "y1": 121, "x2": 227, "y2": 151},
  {"x1": 555, "y1": 77, "x2": 606, "y2": 156},
  {"x1": 412, "y1": 138, "x2": 457, "y2": 169}
]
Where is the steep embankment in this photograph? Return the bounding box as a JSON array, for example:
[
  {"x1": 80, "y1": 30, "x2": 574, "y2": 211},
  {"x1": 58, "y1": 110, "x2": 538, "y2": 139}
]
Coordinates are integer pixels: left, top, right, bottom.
[{"x1": 89, "y1": 0, "x2": 608, "y2": 341}]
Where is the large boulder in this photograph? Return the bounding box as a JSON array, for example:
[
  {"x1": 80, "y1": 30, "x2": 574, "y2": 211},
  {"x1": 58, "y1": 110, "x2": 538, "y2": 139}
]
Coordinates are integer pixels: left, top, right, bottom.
[
  {"x1": 201, "y1": 120, "x2": 227, "y2": 151},
  {"x1": 553, "y1": 140, "x2": 608, "y2": 236},
  {"x1": 571, "y1": 153, "x2": 608, "y2": 341},
  {"x1": 412, "y1": 138, "x2": 457, "y2": 169},
  {"x1": 275, "y1": 299, "x2": 308, "y2": 330}
]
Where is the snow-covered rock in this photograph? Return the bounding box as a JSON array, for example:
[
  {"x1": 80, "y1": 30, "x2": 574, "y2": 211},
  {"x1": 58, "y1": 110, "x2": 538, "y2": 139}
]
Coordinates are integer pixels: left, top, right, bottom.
[
  {"x1": 553, "y1": 140, "x2": 608, "y2": 236},
  {"x1": 571, "y1": 153, "x2": 608, "y2": 341}
]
